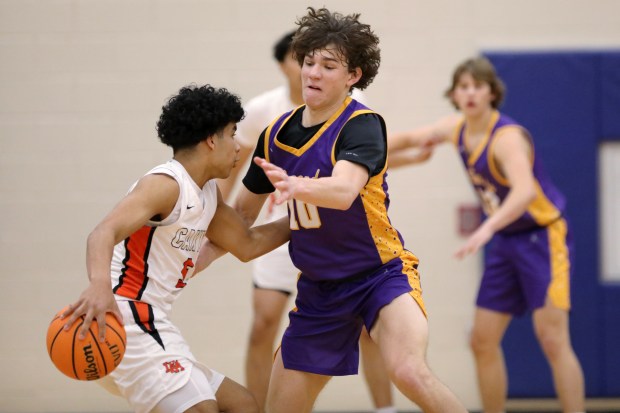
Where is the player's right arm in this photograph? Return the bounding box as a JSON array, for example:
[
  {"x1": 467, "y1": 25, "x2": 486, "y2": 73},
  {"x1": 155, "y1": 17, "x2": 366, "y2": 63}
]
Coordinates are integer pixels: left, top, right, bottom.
[
  {"x1": 192, "y1": 186, "x2": 272, "y2": 274},
  {"x1": 387, "y1": 114, "x2": 461, "y2": 168},
  {"x1": 62, "y1": 174, "x2": 180, "y2": 342},
  {"x1": 206, "y1": 188, "x2": 287, "y2": 263}
]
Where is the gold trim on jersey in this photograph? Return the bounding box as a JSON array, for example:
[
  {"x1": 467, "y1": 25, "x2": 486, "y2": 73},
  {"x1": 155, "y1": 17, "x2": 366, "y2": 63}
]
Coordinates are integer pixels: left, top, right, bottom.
[
  {"x1": 360, "y1": 170, "x2": 405, "y2": 264},
  {"x1": 273, "y1": 97, "x2": 353, "y2": 157},
  {"x1": 528, "y1": 181, "x2": 562, "y2": 226},
  {"x1": 487, "y1": 124, "x2": 560, "y2": 226},
  {"x1": 487, "y1": 125, "x2": 534, "y2": 186},
  {"x1": 451, "y1": 117, "x2": 465, "y2": 146},
  {"x1": 263, "y1": 110, "x2": 296, "y2": 163},
  {"x1": 466, "y1": 110, "x2": 500, "y2": 166},
  {"x1": 546, "y1": 218, "x2": 571, "y2": 310},
  {"x1": 330, "y1": 109, "x2": 377, "y2": 165}
]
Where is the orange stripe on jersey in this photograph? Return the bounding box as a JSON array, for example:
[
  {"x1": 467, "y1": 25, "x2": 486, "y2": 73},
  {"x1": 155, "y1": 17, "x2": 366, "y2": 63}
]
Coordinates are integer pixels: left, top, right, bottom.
[
  {"x1": 128, "y1": 300, "x2": 165, "y2": 349},
  {"x1": 113, "y1": 226, "x2": 156, "y2": 300}
]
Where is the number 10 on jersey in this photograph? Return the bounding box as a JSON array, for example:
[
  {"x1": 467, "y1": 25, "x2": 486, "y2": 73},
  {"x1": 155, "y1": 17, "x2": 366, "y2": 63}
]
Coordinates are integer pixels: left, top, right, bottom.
[{"x1": 288, "y1": 199, "x2": 322, "y2": 230}]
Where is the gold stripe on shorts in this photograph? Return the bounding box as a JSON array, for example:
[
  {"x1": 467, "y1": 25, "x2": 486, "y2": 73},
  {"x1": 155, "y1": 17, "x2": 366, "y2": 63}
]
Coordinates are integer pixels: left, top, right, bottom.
[
  {"x1": 547, "y1": 218, "x2": 571, "y2": 310},
  {"x1": 401, "y1": 251, "x2": 427, "y2": 317}
]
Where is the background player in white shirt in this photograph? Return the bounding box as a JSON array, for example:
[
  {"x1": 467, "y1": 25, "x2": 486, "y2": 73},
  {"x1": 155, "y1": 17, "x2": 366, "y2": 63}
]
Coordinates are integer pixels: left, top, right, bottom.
[
  {"x1": 62, "y1": 84, "x2": 290, "y2": 413},
  {"x1": 218, "y1": 31, "x2": 397, "y2": 413}
]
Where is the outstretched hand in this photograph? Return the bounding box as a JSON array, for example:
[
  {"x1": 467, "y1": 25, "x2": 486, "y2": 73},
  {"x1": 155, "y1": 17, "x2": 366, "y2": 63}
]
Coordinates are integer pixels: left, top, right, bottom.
[
  {"x1": 454, "y1": 224, "x2": 494, "y2": 259},
  {"x1": 254, "y1": 157, "x2": 297, "y2": 205},
  {"x1": 61, "y1": 282, "x2": 123, "y2": 342}
]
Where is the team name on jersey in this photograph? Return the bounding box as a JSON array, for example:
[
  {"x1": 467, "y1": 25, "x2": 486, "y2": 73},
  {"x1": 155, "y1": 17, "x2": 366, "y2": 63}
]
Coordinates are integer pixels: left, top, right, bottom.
[{"x1": 170, "y1": 228, "x2": 206, "y2": 252}]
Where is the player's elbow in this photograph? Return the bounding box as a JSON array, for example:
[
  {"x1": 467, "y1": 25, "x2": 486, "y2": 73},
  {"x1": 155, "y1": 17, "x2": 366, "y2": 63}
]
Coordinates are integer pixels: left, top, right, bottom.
[
  {"x1": 524, "y1": 184, "x2": 537, "y2": 204},
  {"x1": 237, "y1": 253, "x2": 254, "y2": 263},
  {"x1": 333, "y1": 192, "x2": 358, "y2": 210},
  {"x1": 232, "y1": 245, "x2": 260, "y2": 263}
]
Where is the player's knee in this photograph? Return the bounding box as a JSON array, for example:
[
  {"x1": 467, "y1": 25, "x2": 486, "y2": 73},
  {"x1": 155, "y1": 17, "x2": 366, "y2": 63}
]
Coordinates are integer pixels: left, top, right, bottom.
[
  {"x1": 390, "y1": 359, "x2": 433, "y2": 398},
  {"x1": 249, "y1": 315, "x2": 279, "y2": 344},
  {"x1": 536, "y1": 329, "x2": 565, "y2": 361},
  {"x1": 469, "y1": 330, "x2": 496, "y2": 356}
]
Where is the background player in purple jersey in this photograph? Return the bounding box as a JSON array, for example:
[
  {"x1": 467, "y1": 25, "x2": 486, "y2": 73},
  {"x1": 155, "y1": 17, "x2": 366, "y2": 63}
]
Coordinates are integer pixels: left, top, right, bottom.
[
  {"x1": 230, "y1": 7, "x2": 467, "y2": 413},
  {"x1": 388, "y1": 56, "x2": 585, "y2": 413},
  {"x1": 217, "y1": 30, "x2": 396, "y2": 413}
]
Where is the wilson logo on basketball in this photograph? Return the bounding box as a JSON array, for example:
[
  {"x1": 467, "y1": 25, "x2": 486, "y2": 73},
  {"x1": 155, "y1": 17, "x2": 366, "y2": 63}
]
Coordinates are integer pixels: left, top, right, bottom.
[
  {"x1": 82, "y1": 344, "x2": 101, "y2": 380},
  {"x1": 163, "y1": 360, "x2": 185, "y2": 374},
  {"x1": 108, "y1": 342, "x2": 123, "y2": 366}
]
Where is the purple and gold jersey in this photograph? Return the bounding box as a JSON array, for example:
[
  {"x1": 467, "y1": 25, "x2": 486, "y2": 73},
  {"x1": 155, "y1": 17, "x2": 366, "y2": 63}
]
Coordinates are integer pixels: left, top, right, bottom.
[
  {"x1": 454, "y1": 111, "x2": 566, "y2": 234},
  {"x1": 264, "y1": 97, "x2": 412, "y2": 281}
]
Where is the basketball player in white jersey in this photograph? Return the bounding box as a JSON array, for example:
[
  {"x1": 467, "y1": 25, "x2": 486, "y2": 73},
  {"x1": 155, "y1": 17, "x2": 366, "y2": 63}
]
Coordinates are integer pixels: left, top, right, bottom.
[{"x1": 62, "y1": 84, "x2": 290, "y2": 413}]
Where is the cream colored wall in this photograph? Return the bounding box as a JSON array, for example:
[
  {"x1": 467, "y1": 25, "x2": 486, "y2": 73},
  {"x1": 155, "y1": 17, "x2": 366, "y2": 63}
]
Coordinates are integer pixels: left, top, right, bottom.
[{"x1": 1, "y1": 1, "x2": 619, "y2": 412}]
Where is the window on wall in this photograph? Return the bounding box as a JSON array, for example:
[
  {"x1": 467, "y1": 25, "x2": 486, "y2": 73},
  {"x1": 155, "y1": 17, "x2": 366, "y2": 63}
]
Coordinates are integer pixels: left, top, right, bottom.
[{"x1": 599, "y1": 141, "x2": 620, "y2": 281}]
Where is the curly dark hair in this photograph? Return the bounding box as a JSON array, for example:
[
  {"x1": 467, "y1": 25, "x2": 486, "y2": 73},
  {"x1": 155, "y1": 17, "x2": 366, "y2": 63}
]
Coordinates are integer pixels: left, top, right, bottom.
[
  {"x1": 445, "y1": 57, "x2": 506, "y2": 109},
  {"x1": 292, "y1": 7, "x2": 380, "y2": 91},
  {"x1": 157, "y1": 84, "x2": 244, "y2": 151}
]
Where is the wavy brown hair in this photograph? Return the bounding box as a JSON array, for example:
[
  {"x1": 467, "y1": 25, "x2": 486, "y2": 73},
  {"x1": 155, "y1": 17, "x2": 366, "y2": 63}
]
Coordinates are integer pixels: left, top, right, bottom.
[
  {"x1": 292, "y1": 7, "x2": 380, "y2": 91},
  {"x1": 445, "y1": 56, "x2": 506, "y2": 109}
]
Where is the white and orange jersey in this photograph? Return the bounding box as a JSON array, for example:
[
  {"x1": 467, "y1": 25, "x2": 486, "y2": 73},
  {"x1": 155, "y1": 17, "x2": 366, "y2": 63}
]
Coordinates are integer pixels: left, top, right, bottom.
[{"x1": 110, "y1": 160, "x2": 217, "y2": 314}]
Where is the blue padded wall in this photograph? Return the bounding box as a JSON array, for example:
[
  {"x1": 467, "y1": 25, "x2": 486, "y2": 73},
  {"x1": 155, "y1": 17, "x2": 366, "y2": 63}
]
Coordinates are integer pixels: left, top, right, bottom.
[{"x1": 484, "y1": 51, "x2": 620, "y2": 397}]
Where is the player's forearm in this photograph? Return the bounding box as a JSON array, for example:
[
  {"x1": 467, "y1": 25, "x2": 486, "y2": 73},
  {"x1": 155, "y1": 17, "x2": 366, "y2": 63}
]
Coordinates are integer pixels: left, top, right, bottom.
[
  {"x1": 483, "y1": 186, "x2": 536, "y2": 234},
  {"x1": 233, "y1": 187, "x2": 268, "y2": 226},
  {"x1": 85, "y1": 227, "x2": 115, "y2": 288},
  {"x1": 388, "y1": 131, "x2": 419, "y2": 152},
  {"x1": 290, "y1": 175, "x2": 360, "y2": 210},
  {"x1": 236, "y1": 217, "x2": 291, "y2": 262},
  {"x1": 388, "y1": 147, "x2": 432, "y2": 169}
]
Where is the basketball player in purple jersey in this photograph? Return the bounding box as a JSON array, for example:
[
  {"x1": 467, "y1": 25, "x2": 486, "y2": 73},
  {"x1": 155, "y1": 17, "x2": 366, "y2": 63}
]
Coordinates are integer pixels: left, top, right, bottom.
[
  {"x1": 217, "y1": 30, "x2": 396, "y2": 413},
  {"x1": 388, "y1": 56, "x2": 585, "y2": 413},
  {"x1": 229, "y1": 7, "x2": 467, "y2": 413}
]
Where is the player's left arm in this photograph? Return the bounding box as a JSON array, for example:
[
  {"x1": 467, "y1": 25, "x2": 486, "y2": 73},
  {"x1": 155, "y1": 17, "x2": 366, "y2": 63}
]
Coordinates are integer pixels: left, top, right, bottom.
[
  {"x1": 455, "y1": 129, "x2": 536, "y2": 258},
  {"x1": 254, "y1": 157, "x2": 369, "y2": 210}
]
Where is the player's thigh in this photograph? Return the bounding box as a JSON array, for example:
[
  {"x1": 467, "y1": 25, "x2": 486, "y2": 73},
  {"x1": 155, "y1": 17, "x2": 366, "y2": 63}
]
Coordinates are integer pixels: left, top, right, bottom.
[
  {"x1": 359, "y1": 325, "x2": 376, "y2": 352},
  {"x1": 471, "y1": 307, "x2": 512, "y2": 347},
  {"x1": 370, "y1": 293, "x2": 428, "y2": 368},
  {"x1": 267, "y1": 351, "x2": 331, "y2": 413}
]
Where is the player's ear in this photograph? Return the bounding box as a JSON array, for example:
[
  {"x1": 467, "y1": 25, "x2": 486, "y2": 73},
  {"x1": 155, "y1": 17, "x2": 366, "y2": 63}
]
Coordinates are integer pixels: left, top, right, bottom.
[
  {"x1": 205, "y1": 134, "x2": 216, "y2": 149},
  {"x1": 347, "y1": 67, "x2": 362, "y2": 87}
]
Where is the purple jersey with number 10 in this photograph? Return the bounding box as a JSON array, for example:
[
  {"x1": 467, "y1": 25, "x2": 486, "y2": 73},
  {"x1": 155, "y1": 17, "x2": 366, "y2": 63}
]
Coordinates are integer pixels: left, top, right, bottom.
[{"x1": 264, "y1": 97, "x2": 408, "y2": 282}]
